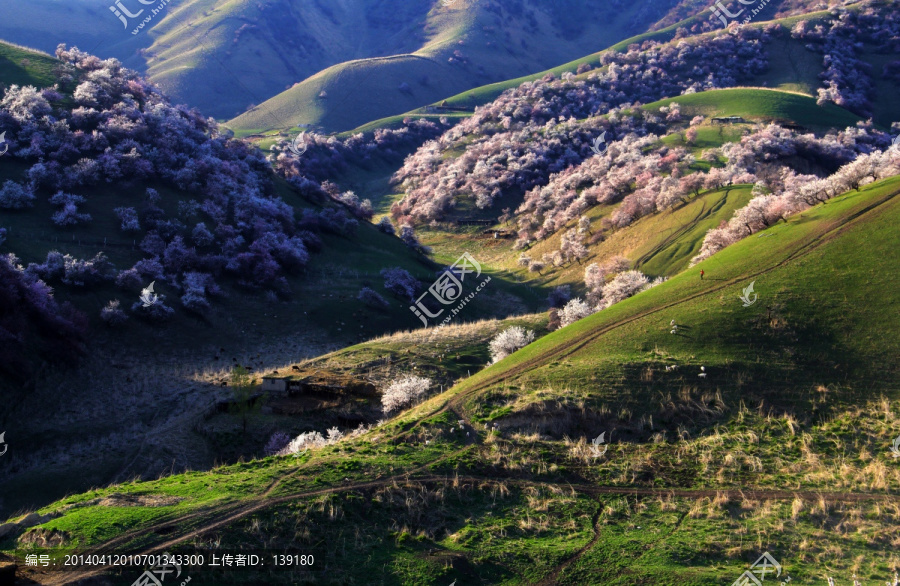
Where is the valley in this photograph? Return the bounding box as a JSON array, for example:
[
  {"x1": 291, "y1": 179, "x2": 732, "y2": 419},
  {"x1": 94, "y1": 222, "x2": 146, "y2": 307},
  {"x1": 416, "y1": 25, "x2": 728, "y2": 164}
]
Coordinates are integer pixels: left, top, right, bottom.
[{"x1": 1, "y1": 1, "x2": 899, "y2": 584}]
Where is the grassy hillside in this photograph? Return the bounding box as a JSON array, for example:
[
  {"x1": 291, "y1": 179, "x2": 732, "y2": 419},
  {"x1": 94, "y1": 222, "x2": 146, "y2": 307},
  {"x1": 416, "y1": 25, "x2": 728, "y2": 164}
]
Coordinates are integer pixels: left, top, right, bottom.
[
  {"x1": 0, "y1": 42, "x2": 58, "y2": 90},
  {"x1": 6, "y1": 173, "x2": 899, "y2": 586},
  {"x1": 647, "y1": 0, "x2": 841, "y2": 31},
  {"x1": 644, "y1": 88, "x2": 863, "y2": 130},
  {"x1": 226, "y1": 0, "x2": 684, "y2": 134},
  {"x1": 338, "y1": 0, "x2": 898, "y2": 140},
  {"x1": 454, "y1": 176, "x2": 900, "y2": 428},
  {"x1": 0, "y1": 39, "x2": 547, "y2": 522},
  {"x1": 382, "y1": 89, "x2": 861, "y2": 297},
  {"x1": 416, "y1": 182, "x2": 755, "y2": 293}
]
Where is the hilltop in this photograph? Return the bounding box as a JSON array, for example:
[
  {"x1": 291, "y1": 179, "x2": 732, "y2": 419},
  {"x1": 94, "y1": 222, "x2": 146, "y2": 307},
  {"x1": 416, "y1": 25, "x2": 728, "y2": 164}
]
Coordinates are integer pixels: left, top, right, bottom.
[
  {"x1": 339, "y1": 0, "x2": 897, "y2": 142},
  {"x1": 224, "y1": 0, "x2": 686, "y2": 133}
]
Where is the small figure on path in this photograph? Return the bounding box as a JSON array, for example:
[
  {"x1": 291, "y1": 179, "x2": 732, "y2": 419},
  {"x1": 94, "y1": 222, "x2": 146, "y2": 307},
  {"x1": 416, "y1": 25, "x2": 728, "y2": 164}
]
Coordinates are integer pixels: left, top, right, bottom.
[{"x1": 700, "y1": 269, "x2": 705, "y2": 280}]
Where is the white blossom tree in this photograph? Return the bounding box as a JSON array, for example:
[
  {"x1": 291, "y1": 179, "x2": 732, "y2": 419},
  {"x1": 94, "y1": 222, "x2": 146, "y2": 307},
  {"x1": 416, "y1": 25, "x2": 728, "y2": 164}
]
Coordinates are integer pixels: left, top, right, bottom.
[
  {"x1": 559, "y1": 298, "x2": 595, "y2": 327},
  {"x1": 488, "y1": 326, "x2": 536, "y2": 364},
  {"x1": 381, "y1": 375, "x2": 433, "y2": 413}
]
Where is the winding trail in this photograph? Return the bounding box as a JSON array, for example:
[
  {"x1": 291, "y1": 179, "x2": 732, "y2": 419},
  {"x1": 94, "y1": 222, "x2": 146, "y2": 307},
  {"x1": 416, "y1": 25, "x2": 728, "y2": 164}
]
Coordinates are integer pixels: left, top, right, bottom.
[
  {"x1": 23, "y1": 186, "x2": 900, "y2": 586},
  {"x1": 31, "y1": 471, "x2": 897, "y2": 585}
]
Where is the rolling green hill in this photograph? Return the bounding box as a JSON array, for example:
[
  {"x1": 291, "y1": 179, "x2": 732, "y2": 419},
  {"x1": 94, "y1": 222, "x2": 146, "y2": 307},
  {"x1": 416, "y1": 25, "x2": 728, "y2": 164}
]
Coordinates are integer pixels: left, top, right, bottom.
[
  {"x1": 225, "y1": 0, "x2": 685, "y2": 134},
  {"x1": 0, "y1": 38, "x2": 546, "y2": 523},
  {"x1": 644, "y1": 88, "x2": 863, "y2": 131},
  {"x1": 6, "y1": 169, "x2": 899, "y2": 586},
  {"x1": 364, "y1": 89, "x2": 862, "y2": 299},
  {"x1": 335, "y1": 1, "x2": 897, "y2": 139},
  {"x1": 0, "y1": 43, "x2": 58, "y2": 90}
]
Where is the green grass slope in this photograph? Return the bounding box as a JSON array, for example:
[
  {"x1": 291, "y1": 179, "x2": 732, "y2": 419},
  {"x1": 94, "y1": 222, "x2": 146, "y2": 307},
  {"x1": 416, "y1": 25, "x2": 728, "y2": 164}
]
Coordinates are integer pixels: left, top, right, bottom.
[
  {"x1": 418, "y1": 182, "x2": 755, "y2": 295},
  {"x1": 644, "y1": 88, "x2": 863, "y2": 130},
  {"x1": 7, "y1": 176, "x2": 899, "y2": 585},
  {"x1": 0, "y1": 42, "x2": 58, "y2": 90},
  {"x1": 456, "y1": 176, "x2": 900, "y2": 425}
]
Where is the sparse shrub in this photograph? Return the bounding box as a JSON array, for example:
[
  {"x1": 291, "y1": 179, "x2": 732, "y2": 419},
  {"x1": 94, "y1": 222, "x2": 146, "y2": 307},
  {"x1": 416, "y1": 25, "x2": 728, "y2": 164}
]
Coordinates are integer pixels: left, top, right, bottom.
[
  {"x1": 264, "y1": 431, "x2": 291, "y2": 456},
  {"x1": 181, "y1": 272, "x2": 215, "y2": 313},
  {"x1": 380, "y1": 267, "x2": 420, "y2": 301},
  {"x1": 585, "y1": 255, "x2": 631, "y2": 301},
  {"x1": 130, "y1": 295, "x2": 175, "y2": 321},
  {"x1": 318, "y1": 208, "x2": 358, "y2": 237},
  {"x1": 49, "y1": 191, "x2": 92, "y2": 226},
  {"x1": 547, "y1": 308, "x2": 561, "y2": 331},
  {"x1": 282, "y1": 431, "x2": 327, "y2": 455},
  {"x1": 599, "y1": 270, "x2": 651, "y2": 308},
  {"x1": 528, "y1": 260, "x2": 545, "y2": 274},
  {"x1": 25, "y1": 250, "x2": 66, "y2": 282},
  {"x1": 0, "y1": 180, "x2": 35, "y2": 209},
  {"x1": 488, "y1": 326, "x2": 535, "y2": 364},
  {"x1": 28, "y1": 251, "x2": 114, "y2": 287},
  {"x1": 381, "y1": 375, "x2": 432, "y2": 413},
  {"x1": 399, "y1": 224, "x2": 431, "y2": 254},
  {"x1": 133, "y1": 257, "x2": 165, "y2": 280},
  {"x1": 376, "y1": 216, "x2": 396, "y2": 235},
  {"x1": 685, "y1": 127, "x2": 699, "y2": 145},
  {"x1": 547, "y1": 285, "x2": 571, "y2": 308},
  {"x1": 191, "y1": 222, "x2": 214, "y2": 247},
  {"x1": 100, "y1": 299, "x2": 128, "y2": 327},
  {"x1": 358, "y1": 286, "x2": 390, "y2": 309},
  {"x1": 114, "y1": 206, "x2": 140, "y2": 232},
  {"x1": 0, "y1": 252, "x2": 87, "y2": 377},
  {"x1": 278, "y1": 424, "x2": 352, "y2": 456}
]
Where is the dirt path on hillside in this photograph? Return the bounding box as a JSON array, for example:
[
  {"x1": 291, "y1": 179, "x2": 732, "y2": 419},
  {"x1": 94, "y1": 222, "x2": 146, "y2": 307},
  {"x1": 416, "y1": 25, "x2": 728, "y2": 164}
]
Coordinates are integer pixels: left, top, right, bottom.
[
  {"x1": 441, "y1": 186, "x2": 900, "y2": 418},
  {"x1": 22, "y1": 188, "x2": 900, "y2": 585},
  {"x1": 29, "y1": 470, "x2": 898, "y2": 585}
]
